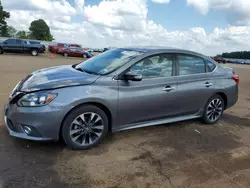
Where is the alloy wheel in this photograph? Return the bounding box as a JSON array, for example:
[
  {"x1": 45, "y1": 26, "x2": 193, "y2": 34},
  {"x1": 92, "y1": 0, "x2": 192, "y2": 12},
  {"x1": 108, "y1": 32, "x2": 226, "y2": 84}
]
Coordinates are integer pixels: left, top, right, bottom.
[
  {"x1": 32, "y1": 50, "x2": 38, "y2": 56},
  {"x1": 206, "y1": 98, "x2": 223, "y2": 122},
  {"x1": 69, "y1": 112, "x2": 104, "y2": 146}
]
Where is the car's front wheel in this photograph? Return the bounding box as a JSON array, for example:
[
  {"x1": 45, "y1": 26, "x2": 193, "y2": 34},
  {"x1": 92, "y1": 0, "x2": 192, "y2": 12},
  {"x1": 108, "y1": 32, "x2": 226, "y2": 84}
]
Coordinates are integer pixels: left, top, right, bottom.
[
  {"x1": 202, "y1": 94, "x2": 225, "y2": 124},
  {"x1": 64, "y1": 53, "x2": 68, "y2": 57},
  {"x1": 62, "y1": 105, "x2": 109, "y2": 150},
  {"x1": 83, "y1": 54, "x2": 87, "y2": 58},
  {"x1": 0, "y1": 48, "x2": 3, "y2": 54}
]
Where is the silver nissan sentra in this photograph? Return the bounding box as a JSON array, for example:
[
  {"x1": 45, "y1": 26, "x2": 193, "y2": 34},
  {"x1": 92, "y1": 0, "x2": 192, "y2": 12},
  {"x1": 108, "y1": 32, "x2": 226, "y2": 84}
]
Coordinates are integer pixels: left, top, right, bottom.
[{"x1": 4, "y1": 47, "x2": 239, "y2": 150}]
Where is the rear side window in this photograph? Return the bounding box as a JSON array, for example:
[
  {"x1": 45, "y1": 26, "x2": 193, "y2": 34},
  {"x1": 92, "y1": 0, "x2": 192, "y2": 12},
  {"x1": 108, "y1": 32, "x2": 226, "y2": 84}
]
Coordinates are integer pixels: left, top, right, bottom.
[
  {"x1": 205, "y1": 60, "x2": 216, "y2": 72},
  {"x1": 177, "y1": 54, "x2": 205, "y2": 75},
  {"x1": 15, "y1": 39, "x2": 22, "y2": 44}
]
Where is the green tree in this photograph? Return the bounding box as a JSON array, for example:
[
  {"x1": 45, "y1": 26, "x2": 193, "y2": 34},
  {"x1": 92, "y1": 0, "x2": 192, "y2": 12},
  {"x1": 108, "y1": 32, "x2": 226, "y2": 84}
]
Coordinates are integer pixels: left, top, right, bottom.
[
  {"x1": 29, "y1": 19, "x2": 54, "y2": 41},
  {"x1": 0, "y1": 0, "x2": 10, "y2": 37},
  {"x1": 16, "y1": 30, "x2": 29, "y2": 39},
  {"x1": 7, "y1": 26, "x2": 17, "y2": 37}
]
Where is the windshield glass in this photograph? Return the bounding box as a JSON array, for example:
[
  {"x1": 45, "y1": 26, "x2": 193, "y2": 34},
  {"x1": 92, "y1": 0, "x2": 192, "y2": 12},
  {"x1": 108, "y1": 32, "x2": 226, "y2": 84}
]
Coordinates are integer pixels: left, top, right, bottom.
[{"x1": 75, "y1": 49, "x2": 143, "y2": 75}]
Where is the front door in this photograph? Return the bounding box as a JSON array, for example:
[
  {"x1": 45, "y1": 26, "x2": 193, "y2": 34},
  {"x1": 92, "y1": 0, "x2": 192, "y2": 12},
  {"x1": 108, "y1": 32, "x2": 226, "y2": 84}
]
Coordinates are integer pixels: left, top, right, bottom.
[{"x1": 118, "y1": 53, "x2": 179, "y2": 127}]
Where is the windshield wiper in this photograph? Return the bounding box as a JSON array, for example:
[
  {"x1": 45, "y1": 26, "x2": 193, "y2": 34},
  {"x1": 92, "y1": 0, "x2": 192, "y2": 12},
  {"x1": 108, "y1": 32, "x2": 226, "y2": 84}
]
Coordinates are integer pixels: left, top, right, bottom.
[{"x1": 73, "y1": 66, "x2": 100, "y2": 75}]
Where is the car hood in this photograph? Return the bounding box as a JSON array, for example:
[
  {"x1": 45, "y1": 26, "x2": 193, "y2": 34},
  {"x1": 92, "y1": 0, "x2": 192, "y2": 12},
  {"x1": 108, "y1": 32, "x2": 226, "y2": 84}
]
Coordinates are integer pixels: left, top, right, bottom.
[{"x1": 19, "y1": 65, "x2": 100, "y2": 92}]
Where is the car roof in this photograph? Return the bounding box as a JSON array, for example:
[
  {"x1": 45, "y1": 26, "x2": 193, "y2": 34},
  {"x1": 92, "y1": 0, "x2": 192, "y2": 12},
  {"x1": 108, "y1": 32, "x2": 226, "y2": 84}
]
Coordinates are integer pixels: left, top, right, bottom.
[{"x1": 118, "y1": 46, "x2": 209, "y2": 59}]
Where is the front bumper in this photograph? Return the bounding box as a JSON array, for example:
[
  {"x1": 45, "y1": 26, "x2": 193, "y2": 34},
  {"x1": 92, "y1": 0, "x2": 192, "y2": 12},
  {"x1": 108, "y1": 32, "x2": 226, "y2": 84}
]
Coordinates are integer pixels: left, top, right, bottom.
[{"x1": 4, "y1": 104, "x2": 63, "y2": 141}]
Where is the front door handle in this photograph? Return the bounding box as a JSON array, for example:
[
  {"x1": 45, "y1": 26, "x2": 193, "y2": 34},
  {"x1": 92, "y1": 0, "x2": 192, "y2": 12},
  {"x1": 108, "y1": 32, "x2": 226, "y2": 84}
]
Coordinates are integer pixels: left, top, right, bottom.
[
  {"x1": 205, "y1": 82, "x2": 213, "y2": 87},
  {"x1": 163, "y1": 86, "x2": 176, "y2": 92}
]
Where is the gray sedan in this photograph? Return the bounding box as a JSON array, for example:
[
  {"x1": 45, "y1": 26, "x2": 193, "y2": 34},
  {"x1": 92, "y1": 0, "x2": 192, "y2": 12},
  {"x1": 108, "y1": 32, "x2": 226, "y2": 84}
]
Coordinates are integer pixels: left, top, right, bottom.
[{"x1": 4, "y1": 47, "x2": 239, "y2": 150}]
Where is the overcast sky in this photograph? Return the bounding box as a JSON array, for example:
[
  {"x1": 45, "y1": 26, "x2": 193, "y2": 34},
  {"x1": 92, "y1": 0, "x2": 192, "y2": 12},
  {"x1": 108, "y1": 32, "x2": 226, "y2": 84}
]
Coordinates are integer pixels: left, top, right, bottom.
[{"x1": 3, "y1": 0, "x2": 250, "y2": 56}]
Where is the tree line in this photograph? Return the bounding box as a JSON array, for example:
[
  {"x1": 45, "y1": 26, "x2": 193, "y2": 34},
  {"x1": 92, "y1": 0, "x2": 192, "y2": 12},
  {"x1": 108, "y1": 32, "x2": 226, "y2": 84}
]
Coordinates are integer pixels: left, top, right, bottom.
[
  {"x1": 0, "y1": 0, "x2": 54, "y2": 41},
  {"x1": 217, "y1": 51, "x2": 250, "y2": 60}
]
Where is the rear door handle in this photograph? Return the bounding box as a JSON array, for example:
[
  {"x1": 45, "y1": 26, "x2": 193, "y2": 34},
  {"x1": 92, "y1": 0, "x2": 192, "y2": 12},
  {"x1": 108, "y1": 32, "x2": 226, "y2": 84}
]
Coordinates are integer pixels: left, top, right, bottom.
[
  {"x1": 163, "y1": 86, "x2": 176, "y2": 92},
  {"x1": 205, "y1": 82, "x2": 213, "y2": 87}
]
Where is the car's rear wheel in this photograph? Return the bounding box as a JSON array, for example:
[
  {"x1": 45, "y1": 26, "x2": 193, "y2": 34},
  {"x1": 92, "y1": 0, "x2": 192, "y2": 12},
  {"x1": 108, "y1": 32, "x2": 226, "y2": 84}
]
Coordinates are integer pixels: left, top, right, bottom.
[
  {"x1": 31, "y1": 49, "x2": 38, "y2": 56},
  {"x1": 62, "y1": 105, "x2": 109, "y2": 150},
  {"x1": 0, "y1": 48, "x2": 3, "y2": 54},
  {"x1": 64, "y1": 53, "x2": 68, "y2": 57},
  {"x1": 202, "y1": 94, "x2": 224, "y2": 124},
  {"x1": 83, "y1": 54, "x2": 87, "y2": 58}
]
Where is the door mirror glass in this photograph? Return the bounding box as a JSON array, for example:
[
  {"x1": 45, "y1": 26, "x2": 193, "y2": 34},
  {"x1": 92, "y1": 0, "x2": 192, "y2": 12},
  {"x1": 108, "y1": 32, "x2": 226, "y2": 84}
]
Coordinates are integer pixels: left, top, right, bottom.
[{"x1": 124, "y1": 72, "x2": 142, "y2": 81}]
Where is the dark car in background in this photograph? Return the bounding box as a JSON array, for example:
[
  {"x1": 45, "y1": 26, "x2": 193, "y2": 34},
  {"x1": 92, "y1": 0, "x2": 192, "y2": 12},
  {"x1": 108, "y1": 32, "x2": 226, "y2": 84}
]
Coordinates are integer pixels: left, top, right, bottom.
[
  {"x1": 212, "y1": 57, "x2": 226, "y2": 64},
  {"x1": 0, "y1": 38, "x2": 45, "y2": 56},
  {"x1": 60, "y1": 47, "x2": 93, "y2": 58},
  {"x1": 28, "y1": 41, "x2": 46, "y2": 53}
]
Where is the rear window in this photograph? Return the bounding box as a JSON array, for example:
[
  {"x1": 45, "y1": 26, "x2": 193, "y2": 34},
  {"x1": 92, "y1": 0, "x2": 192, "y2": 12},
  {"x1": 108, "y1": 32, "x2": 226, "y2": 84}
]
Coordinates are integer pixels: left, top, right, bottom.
[{"x1": 205, "y1": 60, "x2": 216, "y2": 72}]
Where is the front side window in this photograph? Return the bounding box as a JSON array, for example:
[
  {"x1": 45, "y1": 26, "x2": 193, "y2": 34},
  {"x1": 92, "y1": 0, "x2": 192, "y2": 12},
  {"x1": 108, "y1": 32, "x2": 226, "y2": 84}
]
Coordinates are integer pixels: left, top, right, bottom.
[
  {"x1": 130, "y1": 54, "x2": 173, "y2": 79},
  {"x1": 177, "y1": 54, "x2": 205, "y2": 75},
  {"x1": 76, "y1": 49, "x2": 143, "y2": 75}
]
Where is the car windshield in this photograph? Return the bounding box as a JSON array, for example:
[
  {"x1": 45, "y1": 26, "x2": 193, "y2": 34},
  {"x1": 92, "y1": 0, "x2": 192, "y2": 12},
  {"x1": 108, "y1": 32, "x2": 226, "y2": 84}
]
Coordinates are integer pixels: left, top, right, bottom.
[{"x1": 75, "y1": 49, "x2": 143, "y2": 75}]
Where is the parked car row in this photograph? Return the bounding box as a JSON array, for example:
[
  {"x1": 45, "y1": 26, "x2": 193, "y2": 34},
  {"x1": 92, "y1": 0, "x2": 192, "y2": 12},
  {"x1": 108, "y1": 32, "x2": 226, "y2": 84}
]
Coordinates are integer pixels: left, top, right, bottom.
[{"x1": 0, "y1": 38, "x2": 45, "y2": 56}]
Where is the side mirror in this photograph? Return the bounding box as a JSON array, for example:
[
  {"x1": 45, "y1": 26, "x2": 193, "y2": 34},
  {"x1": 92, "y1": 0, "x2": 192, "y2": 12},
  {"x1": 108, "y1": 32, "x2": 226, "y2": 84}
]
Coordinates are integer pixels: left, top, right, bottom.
[{"x1": 124, "y1": 72, "x2": 142, "y2": 81}]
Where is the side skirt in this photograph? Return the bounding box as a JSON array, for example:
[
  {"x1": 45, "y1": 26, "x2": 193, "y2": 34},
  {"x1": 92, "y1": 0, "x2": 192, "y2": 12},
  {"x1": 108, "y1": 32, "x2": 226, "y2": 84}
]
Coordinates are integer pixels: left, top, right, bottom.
[{"x1": 112, "y1": 114, "x2": 201, "y2": 132}]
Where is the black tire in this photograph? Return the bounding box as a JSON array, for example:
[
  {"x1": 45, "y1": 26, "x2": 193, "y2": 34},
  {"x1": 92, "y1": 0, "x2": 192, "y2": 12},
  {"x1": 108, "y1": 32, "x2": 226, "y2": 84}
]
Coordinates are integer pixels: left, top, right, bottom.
[
  {"x1": 62, "y1": 105, "x2": 109, "y2": 150},
  {"x1": 201, "y1": 94, "x2": 225, "y2": 124},
  {"x1": 31, "y1": 49, "x2": 38, "y2": 56},
  {"x1": 83, "y1": 54, "x2": 87, "y2": 58},
  {"x1": 0, "y1": 48, "x2": 3, "y2": 54},
  {"x1": 64, "y1": 53, "x2": 68, "y2": 57}
]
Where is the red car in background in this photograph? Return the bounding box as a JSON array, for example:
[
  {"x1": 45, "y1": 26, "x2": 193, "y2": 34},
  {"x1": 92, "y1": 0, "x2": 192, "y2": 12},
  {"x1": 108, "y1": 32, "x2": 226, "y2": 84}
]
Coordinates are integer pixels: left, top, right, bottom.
[
  {"x1": 212, "y1": 57, "x2": 227, "y2": 64},
  {"x1": 49, "y1": 43, "x2": 82, "y2": 53},
  {"x1": 60, "y1": 47, "x2": 93, "y2": 58}
]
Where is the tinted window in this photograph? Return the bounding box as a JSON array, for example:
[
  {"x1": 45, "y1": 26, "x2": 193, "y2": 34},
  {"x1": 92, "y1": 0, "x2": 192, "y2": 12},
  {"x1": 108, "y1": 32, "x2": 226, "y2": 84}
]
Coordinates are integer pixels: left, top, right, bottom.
[
  {"x1": 15, "y1": 39, "x2": 22, "y2": 44},
  {"x1": 130, "y1": 54, "x2": 173, "y2": 79},
  {"x1": 177, "y1": 55, "x2": 205, "y2": 75},
  {"x1": 58, "y1": 43, "x2": 66, "y2": 47},
  {"x1": 69, "y1": 47, "x2": 76, "y2": 51},
  {"x1": 76, "y1": 49, "x2": 143, "y2": 75},
  {"x1": 205, "y1": 60, "x2": 216, "y2": 72},
  {"x1": 6, "y1": 39, "x2": 15, "y2": 44}
]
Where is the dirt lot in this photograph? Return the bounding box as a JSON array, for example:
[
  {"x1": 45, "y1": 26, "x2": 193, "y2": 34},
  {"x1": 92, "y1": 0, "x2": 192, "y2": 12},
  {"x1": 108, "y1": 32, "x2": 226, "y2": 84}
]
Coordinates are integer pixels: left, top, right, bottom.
[{"x1": 0, "y1": 53, "x2": 250, "y2": 188}]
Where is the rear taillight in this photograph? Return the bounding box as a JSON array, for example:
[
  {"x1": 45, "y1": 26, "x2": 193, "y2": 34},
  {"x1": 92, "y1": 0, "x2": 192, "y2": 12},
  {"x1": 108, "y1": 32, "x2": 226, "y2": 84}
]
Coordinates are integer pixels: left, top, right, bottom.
[{"x1": 232, "y1": 75, "x2": 239, "y2": 84}]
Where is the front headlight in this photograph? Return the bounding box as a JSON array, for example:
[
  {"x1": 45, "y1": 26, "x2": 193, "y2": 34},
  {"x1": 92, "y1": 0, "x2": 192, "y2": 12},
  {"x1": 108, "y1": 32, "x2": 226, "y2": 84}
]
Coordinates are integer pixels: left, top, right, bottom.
[{"x1": 17, "y1": 92, "x2": 57, "y2": 107}]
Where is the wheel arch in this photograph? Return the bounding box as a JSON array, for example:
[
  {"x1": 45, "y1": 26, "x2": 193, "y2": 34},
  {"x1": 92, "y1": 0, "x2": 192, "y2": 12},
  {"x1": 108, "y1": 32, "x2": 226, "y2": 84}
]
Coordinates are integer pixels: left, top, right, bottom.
[
  {"x1": 214, "y1": 92, "x2": 228, "y2": 109},
  {"x1": 59, "y1": 102, "x2": 113, "y2": 140}
]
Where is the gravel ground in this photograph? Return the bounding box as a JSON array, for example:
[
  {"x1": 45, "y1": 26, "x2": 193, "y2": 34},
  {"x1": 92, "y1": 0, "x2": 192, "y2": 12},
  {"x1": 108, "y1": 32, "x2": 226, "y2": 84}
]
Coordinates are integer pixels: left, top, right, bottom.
[{"x1": 0, "y1": 53, "x2": 250, "y2": 188}]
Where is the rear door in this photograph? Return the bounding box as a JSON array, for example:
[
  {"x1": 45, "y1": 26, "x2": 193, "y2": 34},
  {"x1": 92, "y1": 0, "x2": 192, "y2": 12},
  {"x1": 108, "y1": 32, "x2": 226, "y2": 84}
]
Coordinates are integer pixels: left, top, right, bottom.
[
  {"x1": 68, "y1": 47, "x2": 77, "y2": 56},
  {"x1": 175, "y1": 54, "x2": 217, "y2": 114},
  {"x1": 118, "y1": 53, "x2": 179, "y2": 127},
  {"x1": 14, "y1": 39, "x2": 24, "y2": 52}
]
